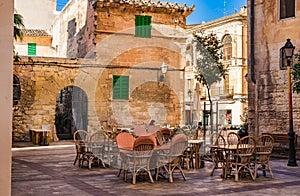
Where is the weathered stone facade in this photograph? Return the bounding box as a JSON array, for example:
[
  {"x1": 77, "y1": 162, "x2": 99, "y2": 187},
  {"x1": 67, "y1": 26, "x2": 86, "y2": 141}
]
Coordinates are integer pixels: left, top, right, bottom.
[
  {"x1": 13, "y1": 0, "x2": 194, "y2": 141},
  {"x1": 247, "y1": 0, "x2": 300, "y2": 136}
]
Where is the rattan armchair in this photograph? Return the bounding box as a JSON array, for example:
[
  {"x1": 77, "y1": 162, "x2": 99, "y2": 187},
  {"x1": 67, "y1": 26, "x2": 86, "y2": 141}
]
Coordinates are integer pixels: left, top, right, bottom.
[
  {"x1": 155, "y1": 133, "x2": 188, "y2": 183},
  {"x1": 124, "y1": 136, "x2": 155, "y2": 184},
  {"x1": 73, "y1": 130, "x2": 94, "y2": 168},
  {"x1": 230, "y1": 136, "x2": 256, "y2": 181},
  {"x1": 254, "y1": 134, "x2": 274, "y2": 178}
]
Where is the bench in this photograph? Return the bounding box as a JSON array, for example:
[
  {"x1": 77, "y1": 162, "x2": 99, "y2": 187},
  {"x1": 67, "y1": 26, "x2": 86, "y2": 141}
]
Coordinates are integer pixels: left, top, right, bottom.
[
  {"x1": 30, "y1": 129, "x2": 51, "y2": 146},
  {"x1": 263, "y1": 133, "x2": 298, "y2": 153}
]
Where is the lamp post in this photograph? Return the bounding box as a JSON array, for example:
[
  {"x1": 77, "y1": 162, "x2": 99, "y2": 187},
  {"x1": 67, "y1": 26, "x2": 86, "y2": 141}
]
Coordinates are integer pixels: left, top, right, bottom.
[
  {"x1": 188, "y1": 89, "x2": 193, "y2": 125},
  {"x1": 281, "y1": 39, "x2": 298, "y2": 166}
]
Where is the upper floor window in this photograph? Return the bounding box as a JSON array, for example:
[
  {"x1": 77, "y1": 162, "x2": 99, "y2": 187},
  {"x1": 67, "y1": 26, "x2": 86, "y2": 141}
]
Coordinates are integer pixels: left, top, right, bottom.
[
  {"x1": 113, "y1": 75, "x2": 129, "y2": 100},
  {"x1": 28, "y1": 43, "x2": 36, "y2": 56},
  {"x1": 222, "y1": 34, "x2": 232, "y2": 61},
  {"x1": 279, "y1": 0, "x2": 295, "y2": 19},
  {"x1": 135, "y1": 15, "x2": 152, "y2": 38}
]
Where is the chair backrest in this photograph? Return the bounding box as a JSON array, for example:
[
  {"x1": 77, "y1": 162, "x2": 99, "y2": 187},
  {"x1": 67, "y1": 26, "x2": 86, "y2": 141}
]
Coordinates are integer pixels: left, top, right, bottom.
[
  {"x1": 73, "y1": 130, "x2": 89, "y2": 144},
  {"x1": 256, "y1": 134, "x2": 274, "y2": 153},
  {"x1": 133, "y1": 125, "x2": 148, "y2": 137},
  {"x1": 170, "y1": 133, "x2": 188, "y2": 156},
  {"x1": 159, "y1": 128, "x2": 172, "y2": 142},
  {"x1": 90, "y1": 131, "x2": 106, "y2": 143},
  {"x1": 227, "y1": 132, "x2": 240, "y2": 145},
  {"x1": 155, "y1": 130, "x2": 166, "y2": 146},
  {"x1": 116, "y1": 132, "x2": 135, "y2": 150},
  {"x1": 133, "y1": 135, "x2": 156, "y2": 150},
  {"x1": 237, "y1": 136, "x2": 256, "y2": 157},
  {"x1": 212, "y1": 134, "x2": 226, "y2": 146},
  {"x1": 148, "y1": 125, "x2": 160, "y2": 134}
]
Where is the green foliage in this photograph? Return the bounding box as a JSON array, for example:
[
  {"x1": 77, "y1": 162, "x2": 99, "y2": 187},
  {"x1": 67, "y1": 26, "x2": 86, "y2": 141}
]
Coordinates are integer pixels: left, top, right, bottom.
[
  {"x1": 14, "y1": 12, "x2": 25, "y2": 41},
  {"x1": 292, "y1": 51, "x2": 300, "y2": 93},
  {"x1": 193, "y1": 32, "x2": 226, "y2": 87}
]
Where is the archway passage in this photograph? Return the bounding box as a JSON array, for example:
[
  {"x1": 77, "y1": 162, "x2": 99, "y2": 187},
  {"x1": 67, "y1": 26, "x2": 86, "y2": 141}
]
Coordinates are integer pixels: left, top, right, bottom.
[{"x1": 55, "y1": 86, "x2": 88, "y2": 140}]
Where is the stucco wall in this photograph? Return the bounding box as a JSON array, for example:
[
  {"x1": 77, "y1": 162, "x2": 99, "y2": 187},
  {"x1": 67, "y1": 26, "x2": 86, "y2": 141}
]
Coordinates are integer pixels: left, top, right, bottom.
[
  {"x1": 14, "y1": 0, "x2": 57, "y2": 29},
  {"x1": 0, "y1": 0, "x2": 13, "y2": 194}
]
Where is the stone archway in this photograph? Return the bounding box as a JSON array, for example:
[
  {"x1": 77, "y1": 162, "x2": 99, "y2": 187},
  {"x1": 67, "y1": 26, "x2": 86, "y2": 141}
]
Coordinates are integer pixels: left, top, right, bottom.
[{"x1": 55, "y1": 86, "x2": 88, "y2": 140}]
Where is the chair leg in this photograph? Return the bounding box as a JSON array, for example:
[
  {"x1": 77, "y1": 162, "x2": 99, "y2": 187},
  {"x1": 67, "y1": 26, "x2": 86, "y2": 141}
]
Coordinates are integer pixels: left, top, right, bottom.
[
  {"x1": 147, "y1": 170, "x2": 154, "y2": 183},
  {"x1": 178, "y1": 165, "x2": 186, "y2": 181},
  {"x1": 132, "y1": 173, "x2": 137, "y2": 185},
  {"x1": 117, "y1": 169, "x2": 122, "y2": 177},
  {"x1": 267, "y1": 164, "x2": 274, "y2": 178}
]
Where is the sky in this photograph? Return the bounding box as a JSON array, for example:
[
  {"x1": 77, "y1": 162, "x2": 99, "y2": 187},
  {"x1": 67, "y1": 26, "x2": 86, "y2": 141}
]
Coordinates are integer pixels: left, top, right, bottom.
[{"x1": 56, "y1": 0, "x2": 247, "y2": 25}]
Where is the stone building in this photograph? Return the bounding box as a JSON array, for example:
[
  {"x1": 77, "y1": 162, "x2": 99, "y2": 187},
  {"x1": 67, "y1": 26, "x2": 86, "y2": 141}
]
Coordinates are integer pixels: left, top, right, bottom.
[
  {"x1": 247, "y1": 0, "x2": 300, "y2": 136},
  {"x1": 13, "y1": 0, "x2": 194, "y2": 141},
  {"x1": 186, "y1": 6, "x2": 248, "y2": 129}
]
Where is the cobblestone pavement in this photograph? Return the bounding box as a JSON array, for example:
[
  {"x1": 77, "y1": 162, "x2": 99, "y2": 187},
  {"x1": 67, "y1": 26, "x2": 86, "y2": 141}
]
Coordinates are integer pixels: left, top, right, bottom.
[{"x1": 12, "y1": 142, "x2": 300, "y2": 196}]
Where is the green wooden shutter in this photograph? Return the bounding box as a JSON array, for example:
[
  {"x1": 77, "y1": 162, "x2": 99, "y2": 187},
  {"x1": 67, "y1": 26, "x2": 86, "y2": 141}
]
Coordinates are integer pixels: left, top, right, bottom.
[
  {"x1": 113, "y1": 75, "x2": 129, "y2": 100},
  {"x1": 28, "y1": 43, "x2": 36, "y2": 56},
  {"x1": 135, "y1": 15, "x2": 151, "y2": 38}
]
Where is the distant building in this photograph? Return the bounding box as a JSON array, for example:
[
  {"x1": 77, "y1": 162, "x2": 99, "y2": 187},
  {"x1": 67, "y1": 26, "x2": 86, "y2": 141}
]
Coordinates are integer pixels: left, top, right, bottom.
[{"x1": 187, "y1": 6, "x2": 248, "y2": 129}]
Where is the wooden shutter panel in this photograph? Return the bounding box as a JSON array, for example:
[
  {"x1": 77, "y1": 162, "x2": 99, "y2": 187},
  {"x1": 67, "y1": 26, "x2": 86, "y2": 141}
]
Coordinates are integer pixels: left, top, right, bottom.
[
  {"x1": 135, "y1": 15, "x2": 151, "y2": 38},
  {"x1": 113, "y1": 76, "x2": 129, "y2": 100},
  {"x1": 28, "y1": 43, "x2": 36, "y2": 56}
]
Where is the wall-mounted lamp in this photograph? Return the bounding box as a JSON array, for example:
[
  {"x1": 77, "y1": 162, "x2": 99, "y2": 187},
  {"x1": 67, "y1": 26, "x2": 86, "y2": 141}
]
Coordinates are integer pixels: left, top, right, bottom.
[{"x1": 159, "y1": 62, "x2": 168, "y2": 82}]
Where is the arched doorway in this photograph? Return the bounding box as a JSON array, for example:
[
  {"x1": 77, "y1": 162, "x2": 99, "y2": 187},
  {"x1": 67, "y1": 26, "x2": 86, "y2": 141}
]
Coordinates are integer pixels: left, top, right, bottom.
[{"x1": 55, "y1": 86, "x2": 88, "y2": 140}]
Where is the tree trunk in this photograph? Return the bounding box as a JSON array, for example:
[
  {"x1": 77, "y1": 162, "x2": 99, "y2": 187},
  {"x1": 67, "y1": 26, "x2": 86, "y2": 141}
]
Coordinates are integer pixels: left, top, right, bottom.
[{"x1": 206, "y1": 85, "x2": 213, "y2": 134}]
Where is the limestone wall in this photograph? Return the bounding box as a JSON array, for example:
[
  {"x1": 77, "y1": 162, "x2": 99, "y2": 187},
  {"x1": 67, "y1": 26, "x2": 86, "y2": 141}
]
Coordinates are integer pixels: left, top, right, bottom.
[{"x1": 248, "y1": 0, "x2": 300, "y2": 135}]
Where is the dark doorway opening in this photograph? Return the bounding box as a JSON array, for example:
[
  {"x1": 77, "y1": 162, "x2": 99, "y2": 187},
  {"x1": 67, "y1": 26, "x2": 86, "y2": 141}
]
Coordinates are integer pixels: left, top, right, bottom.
[{"x1": 55, "y1": 86, "x2": 88, "y2": 140}]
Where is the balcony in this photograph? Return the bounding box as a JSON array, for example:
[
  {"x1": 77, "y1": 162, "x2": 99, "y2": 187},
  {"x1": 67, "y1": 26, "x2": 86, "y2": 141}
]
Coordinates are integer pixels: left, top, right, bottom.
[{"x1": 211, "y1": 87, "x2": 234, "y2": 99}]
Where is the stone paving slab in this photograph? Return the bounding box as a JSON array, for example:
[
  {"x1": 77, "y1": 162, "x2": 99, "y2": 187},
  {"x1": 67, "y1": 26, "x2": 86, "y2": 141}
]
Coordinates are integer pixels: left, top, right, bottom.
[{"x1": 12, "y1": 143, "x2": 300, "y2": 196}]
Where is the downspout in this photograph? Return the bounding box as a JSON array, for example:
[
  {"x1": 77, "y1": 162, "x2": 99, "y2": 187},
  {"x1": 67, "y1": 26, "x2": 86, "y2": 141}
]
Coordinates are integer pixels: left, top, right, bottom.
[
  {"x1": 250, "y1": 0, "x2": 256, "y2": 84},
  {"x1": 249, "y1": 0, "x2": 259, "y2": 137}
]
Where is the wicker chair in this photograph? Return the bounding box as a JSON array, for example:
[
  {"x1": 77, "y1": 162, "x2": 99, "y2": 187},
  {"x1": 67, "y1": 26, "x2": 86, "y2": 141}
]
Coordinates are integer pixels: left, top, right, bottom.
[
  {"x1": 89, "y1": 131, "x2": 106, "y2": 168},
  {"x1": 133, "y1": 125, "x2": 148, "y2": 137},
  {"x1": 155, "y1": 133, "x2": 188, "y2": 183},
  {"x1": 254, "y1": 134, "x2": 274, "y2": 178},
  {"x1": 227, "y1": 132, "x2": 240, "y2": 145},
  {"x1": 124, "y1": 136, "x2": 155, "y2": 184},
  {"x1": 230, "y1": 136, "x2": 256, "y2": 181},
  {"x1": 73, "y1": 130, "x2": 94, "y2": 168},
  {"x1": 210, "y1": 134, "x2": 226, "y2": 176},
  {"x1": 116, "y1": 132, "x2": 135, "y2": 179}
]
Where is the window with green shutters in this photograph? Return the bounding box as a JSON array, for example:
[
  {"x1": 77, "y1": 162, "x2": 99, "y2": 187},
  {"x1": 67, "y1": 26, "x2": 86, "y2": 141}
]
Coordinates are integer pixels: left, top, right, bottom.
[
  {"x1": 113, "y1": 75, "x2": 129, "y2": 100},
  {"x1": 135, "y1": 15, "x2": 152, "y2": 38},
  {"x1": 28, "y1": 43, "x2": 36, "y2": 56}
]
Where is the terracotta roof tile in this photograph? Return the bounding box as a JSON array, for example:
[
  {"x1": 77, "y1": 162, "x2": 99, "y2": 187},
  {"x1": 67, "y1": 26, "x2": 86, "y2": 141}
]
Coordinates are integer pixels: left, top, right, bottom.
[
  {"x1": 98, "y1": 0, "x2": 194, "y2": 12},
  {"x1": 21, "y1": 29, "x2": 50, "y2": 37}
]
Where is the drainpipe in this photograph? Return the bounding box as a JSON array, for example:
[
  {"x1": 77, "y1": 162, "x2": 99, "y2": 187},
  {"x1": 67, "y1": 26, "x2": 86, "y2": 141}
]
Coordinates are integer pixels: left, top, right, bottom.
[{"x1": 250, "y1": 0, "x2": 256, "y2": 84}]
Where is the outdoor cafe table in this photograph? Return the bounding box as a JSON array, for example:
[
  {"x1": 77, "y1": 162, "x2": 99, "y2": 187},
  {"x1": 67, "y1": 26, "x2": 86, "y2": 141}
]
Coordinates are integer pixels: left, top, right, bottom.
[
  {"x1": 211, "y1": 144, "x2": 255, "y2": 179},
  {"x1": 188, "y1": 139, "x2": 204, "y2": 169}
]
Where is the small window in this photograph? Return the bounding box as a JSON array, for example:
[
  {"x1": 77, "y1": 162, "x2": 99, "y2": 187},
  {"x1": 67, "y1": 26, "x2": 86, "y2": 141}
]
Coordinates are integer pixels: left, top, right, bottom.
[
  {"x1": 279, "y1": 0, "x2": 295, "y2": 19},
  {"x1": 113, "y1": 75, "x2": 129, "y2": 100},
  {"x1": 222, "y1": 34, "x2": 232, "y2": 60},
  {"x1": 135, "y1": 15, "x2": 152, "y2": 38},
  {"x1": 28, "y1": 43, "x2": 36, "y2": 56}
]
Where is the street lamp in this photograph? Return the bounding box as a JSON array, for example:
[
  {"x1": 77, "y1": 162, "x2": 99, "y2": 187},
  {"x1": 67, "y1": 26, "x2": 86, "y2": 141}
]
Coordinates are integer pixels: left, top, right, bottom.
[
  {"x1": 188, "y1": 89, "x2": 193, "y2": 125},
  {"x1": 281, "y1": 38, "x2": 298, "y2": 166}
]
